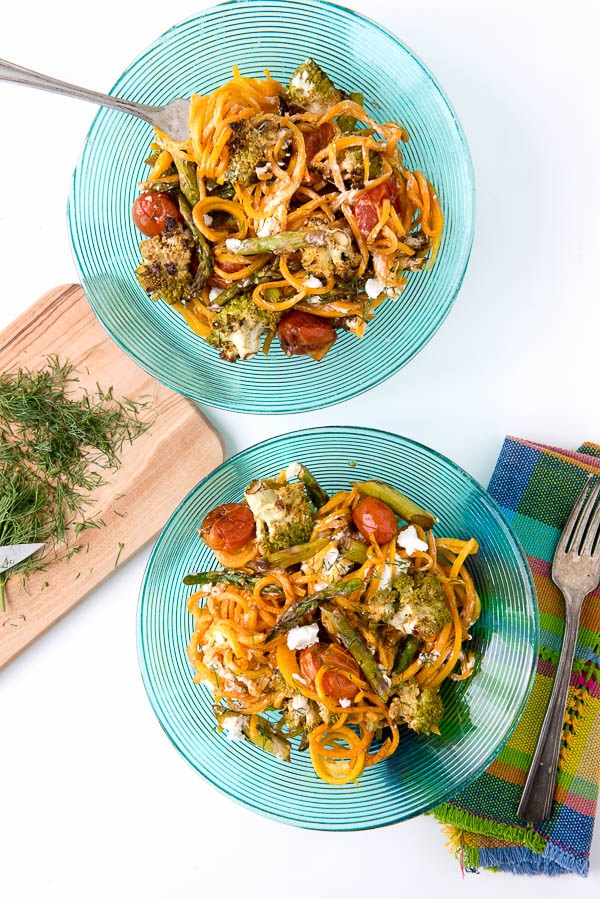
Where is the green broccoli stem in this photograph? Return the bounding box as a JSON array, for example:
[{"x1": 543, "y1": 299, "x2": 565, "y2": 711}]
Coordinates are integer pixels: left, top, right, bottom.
[
  {"x1": 321, "y1": 604, "x2": 391, "y2": 701},
  {"x1": 265, "y1": 577, "x2": 363, "y2": 642},
  {"x1": 295, "y1": 464, "x2": 330, "y2": 509},
  {"x1": 228, "y1": 231, "x2": 312, "y2": 256},
  {"x1": 182, "y1": 570, "x2": 259, "y2": 588},
  {"x1": 392, "y1": 634, "x2": 420, "y2": 676},
  {"x1": 351, "y1": 480, "x2": 436, "y2": 531},
  {"x1": 265, "y1": 538, "x2": 329, "y2": 569}
]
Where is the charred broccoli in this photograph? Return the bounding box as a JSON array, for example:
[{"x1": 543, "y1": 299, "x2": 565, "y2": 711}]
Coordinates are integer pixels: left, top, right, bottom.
[
  {"x1": 206, "y1": 293, "x2": 280, "y2": 362},
  {"x1": 284, "y1": 59, "x2": 344, "y2": 115},
  {"x1": 226, "y1": 116, "x2": 282, "y2": 188},
  {"x1": 300, "y1": 225, "x2": 361, "y2": 280},
  {"x1": 244, "y1": 478, "x2": 314, "y2": 554},
  {"x1": 311, "y1": 146, "x2": 383, "y2": 189},
  {"x1": 389, "y1": 678, "x2": 444, "y2": 734},
  {"x1": 368, "y1": 571, "x2": 451, "y2": 639},
  {"x1": 281, "y1": 694, "x2": 322, "y2": 732},
  {"x1": 135, "y1": 218, "x2": 195, "y2": 305}
]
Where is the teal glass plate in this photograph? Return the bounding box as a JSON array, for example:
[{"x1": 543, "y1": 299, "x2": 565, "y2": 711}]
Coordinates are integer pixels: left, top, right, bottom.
[
  {"x1": 137, "y1": 427, "x2": 538, "y2": 829},
  {"x1": 68, "y1": 0, "x2": 475, "y2": 414}
]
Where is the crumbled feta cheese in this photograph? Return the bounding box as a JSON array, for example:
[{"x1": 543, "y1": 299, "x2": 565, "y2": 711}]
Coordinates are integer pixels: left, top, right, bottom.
[
  {"x1": 225, "y1": 238, "x2": 242, "y2": 251},
  {"x1": 292, "y1": 673, "x2": 308, "y2": 686},
  {"x1": 397, "y1": 525, "x2": 428, "y2": 557},
  {"x1": 291, "y1": 694, "x2": 311, "y2": 713},
  {"x1": 339, "y1": 697, "x2": 352, "y2": 708},
  {"x1": 321, "y1": 547, "x2": 339, "y2": 573},
  {"x1": 203, "y1": 213, "x2": 213, "y2": 226},
  {"x1": 208, "y1": 286, "x2": 224, "y2": 302},
  {"x1": 221, "y1": 715, "x2": 247, "y2": 741},
  {"x1": 255, "y1": 163, "x2": 270, "y2": 176},
  {"x1": 365, "y1": 277, "x2": 384, "y2": 299},
  {"x1": 256, "y1": 216, "x2": 279, "y2": 237},
  {"x1": 287, "y1": 623, "x2": 320, "y2": 651},
  {"x1": 304, "y1": 275, "x2": 323, "y2": 288},
  {"x1": 286, "y1": 462, "x2": 303, "y2": 480}
]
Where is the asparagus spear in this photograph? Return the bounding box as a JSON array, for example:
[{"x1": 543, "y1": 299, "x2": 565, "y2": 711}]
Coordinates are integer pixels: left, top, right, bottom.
[
  {"x1": 178, "y1": 195, "x2": 213, "y2": 288},
  {"x1": 182, "y1": 570, "x2": 260, "y2": 588},
  {"x1": 392, "y1": 634, "x2": 420, "y2": 676},
  {"x1": 351, "y1": 480, "x2": 436, "y2": 530},
  {"x1": 321, "y1": 604, "x2": 391, "y2": 701},
  {"x1": 292, "y1": 463, "x2": 330, "y2": 509},
  {"x1": 173, "y1": 156, "x2": 200, "y2": 207},
  {"x1": 225, "y1": 231, "x2": 311, "y2": 256},
  {"x1": 265, "y1": 577, "x2": 363, "y2": 642},
  {"x1": 265, "y1": 538, "x2": 329, "y2": 569}
]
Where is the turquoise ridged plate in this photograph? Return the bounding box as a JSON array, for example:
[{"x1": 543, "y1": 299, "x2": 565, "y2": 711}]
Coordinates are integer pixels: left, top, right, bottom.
[
  {"x1": 137, "y1": 427, "x2": 537, "y2": 829},
  {"x1": 68, "y1": 0, "x2": 475, "y2": 413}
]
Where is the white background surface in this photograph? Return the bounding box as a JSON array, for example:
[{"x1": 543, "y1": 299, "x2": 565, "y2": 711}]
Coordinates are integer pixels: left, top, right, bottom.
[{"x1": 1, "y1": 0, "x2": 599, "y2": 895}]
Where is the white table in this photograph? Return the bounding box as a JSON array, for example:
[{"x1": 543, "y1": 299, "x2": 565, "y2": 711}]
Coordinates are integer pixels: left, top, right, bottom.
[{"x1": 1, "y1": 1, "x2": 599, "y2": 895}]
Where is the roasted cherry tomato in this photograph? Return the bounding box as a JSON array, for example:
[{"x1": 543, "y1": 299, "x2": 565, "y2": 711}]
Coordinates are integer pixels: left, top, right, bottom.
[
  {"x1": 277, "y1": 310, "x2": 337, "y2": 360},
  {"x1": 353, "y1": 180, "x2": 401, "y2": 238},
  {"x1": 199, "y1": 503, "x2": 256, "y2": 552},
  {"x1": 132, "y1": 190, "x2": 182, "y2": 237},
  {"x1": 298, "y1": 642, "x2": 360, "y2": 701},
  {"x1": 352, "y1": 495, "x2": 398, "y2": 544}
]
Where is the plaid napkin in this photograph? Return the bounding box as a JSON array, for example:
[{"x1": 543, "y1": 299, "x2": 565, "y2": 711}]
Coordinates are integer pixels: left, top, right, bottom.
[{"x1": 433, "y1": 436, "x2": 600, "y2": 876}]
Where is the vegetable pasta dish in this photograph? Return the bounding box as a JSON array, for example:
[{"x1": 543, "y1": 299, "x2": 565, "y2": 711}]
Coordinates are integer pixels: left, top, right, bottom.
[
  {"x1": 184, "y1": 463, "x2": 479, "y2": 784},
  {"x1": 132, "y1": 60, "x2": 443, "y2": 363}
]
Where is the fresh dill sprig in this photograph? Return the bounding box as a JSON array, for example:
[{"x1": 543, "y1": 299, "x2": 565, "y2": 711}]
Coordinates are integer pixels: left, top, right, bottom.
[{"x1": 0, "y1": 356, "x2": 155, "y2": 611}]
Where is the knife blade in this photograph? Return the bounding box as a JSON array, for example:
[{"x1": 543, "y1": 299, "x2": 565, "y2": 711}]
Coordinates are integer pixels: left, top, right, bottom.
[{"x1": 0, "y1": 543, "x2": 46, "y2": 574}]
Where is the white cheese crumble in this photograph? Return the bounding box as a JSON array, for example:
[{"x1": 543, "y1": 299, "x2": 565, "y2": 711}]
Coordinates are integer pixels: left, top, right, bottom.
[
  {"x1": 397, "y1": 525, "x2": 428, "y2": 557},
  {"x1": 255, "y1": 163, "x2": 270, "y2": 176},
  {"x1": 225, "y1": 238, "x2": 242, "y2": 251},
  {"x1": 339, "y1": 697, "x2": 352, "y2": 708},
  {"x1": 287, "y1": 623, "x2": 320, "y2": 651},
  {"x1": 365, "y1": 277, "x2": 384, "y2": 299},
  {"x1": 291, "y1": 694, "x2": 311, "y2": 712},
  {"x1": 203, "y1": 213, "x2": 213, "y2": 226},
  {"x1": 221, "y1": 715, "x2": 247, "y2": 741},
  {"x1": 304, "y1": 275, "x2": 323, "y2": 288},
  {"x1": 286, "y1": 461, "x2": 303, "y2": 480},
  {"x1": 256, "y1": 216, "x2": 279, "y2": 237},
  {"x1": 208, "y1": 286, "x2": 224, "y2": 302}
]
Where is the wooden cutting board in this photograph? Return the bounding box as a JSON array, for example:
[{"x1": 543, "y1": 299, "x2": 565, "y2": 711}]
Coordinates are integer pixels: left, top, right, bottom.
[{"x1": 0, "y1": 284, "x2": 224, "y2": 668}]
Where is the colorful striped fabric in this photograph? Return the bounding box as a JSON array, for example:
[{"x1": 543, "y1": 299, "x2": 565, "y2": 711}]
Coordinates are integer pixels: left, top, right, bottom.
[{"x1": 433, "y1": 436, "x2": 600, "y2": 876}]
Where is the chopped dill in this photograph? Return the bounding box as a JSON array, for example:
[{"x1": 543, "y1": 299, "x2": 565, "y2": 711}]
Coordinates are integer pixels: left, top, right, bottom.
[{"x1": 0, "y1": 356, "x2": 155, "y2": 611}]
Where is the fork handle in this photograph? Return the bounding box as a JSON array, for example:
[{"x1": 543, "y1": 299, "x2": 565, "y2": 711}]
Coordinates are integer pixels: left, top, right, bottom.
[
  {"x1": 0, "y1": 58, "x2": 156, "y2": 123},
  {"x1": 517, "y1": 597, "x2": 582, "y2": 822}
]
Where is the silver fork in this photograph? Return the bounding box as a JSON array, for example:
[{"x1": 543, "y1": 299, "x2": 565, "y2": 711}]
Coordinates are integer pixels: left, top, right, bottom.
[
  {"x1": 0, "y1": 58, "x2": 190, "y2": 141},
  {"x1": 518, "y1": 474, "x2": 600, "y2": 822}
]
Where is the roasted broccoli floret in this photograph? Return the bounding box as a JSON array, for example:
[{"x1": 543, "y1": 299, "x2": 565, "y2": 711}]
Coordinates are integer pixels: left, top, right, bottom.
[
  {"x1": 284, "y1": 59, "x2": 344, "y2": 115},
  {"x1": 368, "y1": 571, "x2": 451, "y2": 639},
  {"x1": 135, "y1": 218, "x2": 195, "y2": 305},
  {"x1": 226, "y1": 116, "x2": 283, "y2": 187},
  {"x1": 244, "y1": 478, "x2": 314, "y2": 554},
  {"x1": 389, "y1": 678, "x2": 444, "y2": 734},
  {"x1": 205, "y1": 293, "x2": 280, "y2": 362},
  {"x1": 281, "y1": 694, "x2": 322, "y2": 732},
  {"x1": 311, "y1": 147, "x2": 383, "y2": 189},
  {"x1": 300, "y1": 224, "x2": 361, "y2": 280}
]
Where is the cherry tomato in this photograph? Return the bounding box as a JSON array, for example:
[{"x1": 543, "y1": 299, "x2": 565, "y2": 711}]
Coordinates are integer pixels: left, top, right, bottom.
[
  {"x1": 210, "y1": 259, "x2": 247, "y2": 289},
  {"x1": 199, "y1": 503, "x2": 256, "y2": 552},
  {"x1": 352, "y1": 496, "x2": 398, "y2": 544},
  {"x1": 277, "y1": 310, "x2": 337, "y2": 360},
  {"x1": 353, "y1": 180, "x2": 401, "y2": 238},
  {"x1": 132, "y1": 191, "x2": 182, "y2": 237},
  {"x1": 298, "y1": 642, "x2": 360, "y2": 701},
  {"x1": 302, "y1": 122, "x2": 335, "y2": 161}
]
